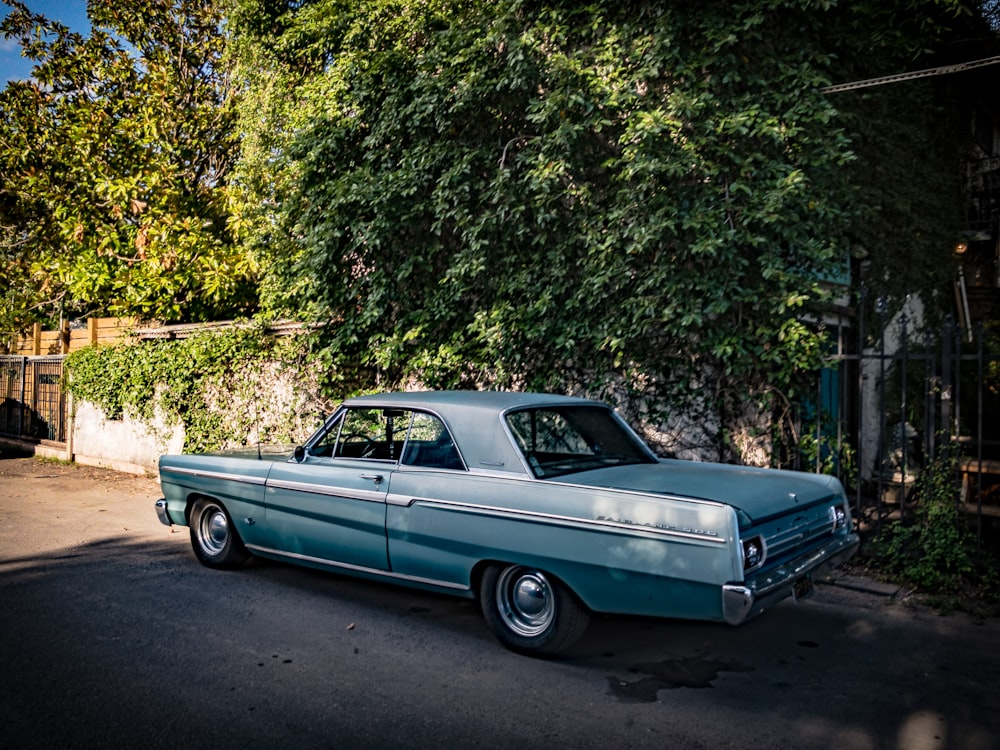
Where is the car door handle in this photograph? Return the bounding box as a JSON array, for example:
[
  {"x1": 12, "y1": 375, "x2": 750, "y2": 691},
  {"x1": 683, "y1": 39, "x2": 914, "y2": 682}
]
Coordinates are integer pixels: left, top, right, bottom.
[{"x1": 359, "y1": 473, "x2": 384, "y2": 485}]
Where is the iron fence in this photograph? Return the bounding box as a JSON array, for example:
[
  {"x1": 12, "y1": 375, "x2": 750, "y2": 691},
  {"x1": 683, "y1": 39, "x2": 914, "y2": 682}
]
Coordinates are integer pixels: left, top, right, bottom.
[
  {"x1": 807, "y1": 312, "x2": 1000, "y2": 543},
  {"x1": 0, "y1": 356, "x2": 67, "y2": 443}
]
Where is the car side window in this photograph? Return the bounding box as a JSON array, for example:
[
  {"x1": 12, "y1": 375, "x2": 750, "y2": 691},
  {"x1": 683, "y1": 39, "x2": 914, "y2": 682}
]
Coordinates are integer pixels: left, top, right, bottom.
[
  {"x1": 401, "y1": 412, "x2": 464, "y2": 470},
  {"x1": 308, "y1": 408, "x2": 412, "y2": 461},
  {"x1": 307, "y1": 412, "x2": 345, "y2": 458}
]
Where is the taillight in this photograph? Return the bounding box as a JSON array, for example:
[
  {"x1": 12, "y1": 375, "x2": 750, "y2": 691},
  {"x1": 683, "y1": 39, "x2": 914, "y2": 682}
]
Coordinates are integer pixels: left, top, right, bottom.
[
  {"x1": 742, "y1": 535, "x2": 765, "y2": 571},
  {"x1": 829, "y1": 503, "x2": 847, "y2": 532}
]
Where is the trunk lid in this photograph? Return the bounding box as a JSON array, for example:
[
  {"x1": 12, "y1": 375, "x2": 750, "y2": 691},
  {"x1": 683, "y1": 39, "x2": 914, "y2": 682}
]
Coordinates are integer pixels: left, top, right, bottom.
[{"x1": 565, "y1": 459, "x2": 843, "y2": 522}]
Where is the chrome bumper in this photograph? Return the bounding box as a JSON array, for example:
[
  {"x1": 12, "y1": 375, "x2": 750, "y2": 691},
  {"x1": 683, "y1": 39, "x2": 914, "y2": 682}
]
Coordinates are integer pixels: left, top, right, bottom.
[
  {"x1": 154, "y1": 498, "x2": 172, "y2": 527},
  {"x1": 722, "y1": 532, "x2": 860, "y2": 625}
]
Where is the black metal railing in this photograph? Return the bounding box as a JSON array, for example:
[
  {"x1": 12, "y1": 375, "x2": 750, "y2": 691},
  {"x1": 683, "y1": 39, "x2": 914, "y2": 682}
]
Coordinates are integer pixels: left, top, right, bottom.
[
  {"x1": 801, "y1": 309, "x2": 1000, "y2": 543},
  {"x1": 0, "y1": 356, "x2": 66, "y2": 443}
]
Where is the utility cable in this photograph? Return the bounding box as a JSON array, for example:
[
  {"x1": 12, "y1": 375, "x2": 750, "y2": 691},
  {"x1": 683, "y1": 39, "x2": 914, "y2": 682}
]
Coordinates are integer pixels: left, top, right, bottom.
[{"x1": 821, "y1": 54, "x2": 1000, "y2": 93}]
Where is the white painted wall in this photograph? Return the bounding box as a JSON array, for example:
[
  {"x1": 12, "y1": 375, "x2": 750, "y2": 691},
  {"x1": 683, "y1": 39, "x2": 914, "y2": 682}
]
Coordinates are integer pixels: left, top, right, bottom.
[{"x1": 70, "y1": 400, "x2": 184, "y2": 475}]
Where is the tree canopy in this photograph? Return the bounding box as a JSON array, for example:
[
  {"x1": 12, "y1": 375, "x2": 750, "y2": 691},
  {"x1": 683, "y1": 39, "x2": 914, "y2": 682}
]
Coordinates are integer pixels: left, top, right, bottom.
[
  {"x1": 223, "y1": 1, "x2": 870, "y2": 447},
  {"x1": 0, "y1": 0, "x2": 256, "y2": 329},
  {"x1": 3, "y1": 0, "x2": 992, "y2": 458}
]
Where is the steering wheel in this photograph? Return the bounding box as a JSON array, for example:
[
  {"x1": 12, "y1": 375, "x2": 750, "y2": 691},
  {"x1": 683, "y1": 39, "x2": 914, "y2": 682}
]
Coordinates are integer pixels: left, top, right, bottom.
[{"x1": 341, "y1": 433, "x2": 376, "y2": 458}]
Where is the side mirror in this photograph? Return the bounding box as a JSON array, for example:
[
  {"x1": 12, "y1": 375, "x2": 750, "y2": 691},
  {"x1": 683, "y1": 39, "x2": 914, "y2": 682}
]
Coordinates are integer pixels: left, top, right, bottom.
[{"x1": 293, "y1": 445, "x2": 306, "y2": 463}]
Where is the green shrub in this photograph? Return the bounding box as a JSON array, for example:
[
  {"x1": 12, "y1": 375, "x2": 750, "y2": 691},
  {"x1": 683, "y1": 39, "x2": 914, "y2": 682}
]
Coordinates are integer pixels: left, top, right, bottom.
[{"x1": 871, "y1": 445, "x2": 996, "y2": 601}]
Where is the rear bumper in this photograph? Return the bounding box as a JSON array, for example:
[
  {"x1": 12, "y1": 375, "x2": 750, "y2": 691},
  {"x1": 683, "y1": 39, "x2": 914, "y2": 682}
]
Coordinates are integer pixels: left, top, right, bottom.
[
  {"x1": 155, "y1": 498, "x2": 171, "y2": 527},
  {"x1": 722, "y1": 532, "x2": 860, "y2": 625}
]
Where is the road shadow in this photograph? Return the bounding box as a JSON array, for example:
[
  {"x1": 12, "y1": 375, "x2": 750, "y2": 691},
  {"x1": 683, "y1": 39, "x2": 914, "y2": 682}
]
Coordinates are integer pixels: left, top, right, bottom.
[
  {"x1": 0, "y1": 442, "x2": 33, "y2": 460},
  {"x1": 3, "y1": 534, "x2": 999, "y2": 750}
]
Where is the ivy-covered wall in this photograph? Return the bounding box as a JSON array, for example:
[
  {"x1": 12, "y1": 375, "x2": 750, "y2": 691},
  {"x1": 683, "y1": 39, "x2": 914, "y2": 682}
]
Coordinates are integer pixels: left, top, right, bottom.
[
  {"x1": 64, "y1": 324, "x2": 786, "y2": 467},
  {"x1": 65, "y1": 326, "x2": 333, "y2": 462}
]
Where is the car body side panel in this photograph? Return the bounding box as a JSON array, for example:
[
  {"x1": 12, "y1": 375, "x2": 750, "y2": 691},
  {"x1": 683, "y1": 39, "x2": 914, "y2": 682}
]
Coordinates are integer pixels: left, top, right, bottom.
[
  {"x1": 260, "y1": 458, "x2": 390, "y2": 571},
  {"x1": 384, "y1": 469, "x2": 740, "y2": 620},
  {"x1": 157, "y1": 455, "x2": 271, "y2": 546}
]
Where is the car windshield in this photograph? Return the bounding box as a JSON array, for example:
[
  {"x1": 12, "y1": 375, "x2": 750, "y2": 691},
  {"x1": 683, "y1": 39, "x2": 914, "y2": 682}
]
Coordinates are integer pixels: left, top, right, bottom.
[{"x1": 505, "y1": 405, "x2": 655, "y2": 478}]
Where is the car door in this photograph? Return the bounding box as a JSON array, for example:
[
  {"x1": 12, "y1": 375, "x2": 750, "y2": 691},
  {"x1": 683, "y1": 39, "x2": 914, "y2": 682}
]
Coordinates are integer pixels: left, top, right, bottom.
[{"x1": 261, "y1": 407, "x2": 410, "y2": 571}]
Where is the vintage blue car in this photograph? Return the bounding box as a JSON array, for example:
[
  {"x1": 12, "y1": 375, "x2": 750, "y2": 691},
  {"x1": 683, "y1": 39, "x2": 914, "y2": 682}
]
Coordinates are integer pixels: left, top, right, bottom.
[{"x1": 156, "y1": 391, "x2": 859, "y2": 654}]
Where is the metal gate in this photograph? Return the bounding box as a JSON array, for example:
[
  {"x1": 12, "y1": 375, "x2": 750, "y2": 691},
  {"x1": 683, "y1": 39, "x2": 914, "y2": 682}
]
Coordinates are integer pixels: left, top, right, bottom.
[
  {"x1": 809, "y1": 312, "x2": 1000, "y2": 542},
  {"x1": 0, "y1": 356, "x2": 67, "y2": 443}
]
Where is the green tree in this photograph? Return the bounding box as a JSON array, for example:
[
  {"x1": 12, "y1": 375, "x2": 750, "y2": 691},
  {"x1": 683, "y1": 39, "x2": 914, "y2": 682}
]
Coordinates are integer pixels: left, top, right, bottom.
[
  {"x1": 230, "y1": 0, "x2": 852, "y2": 449},
  {"x1": 227, "y1": 0, "x2": 981, "y2": 458},
  {"x1": 0, "y1": 0, "x2": 256, "y2": 329}
]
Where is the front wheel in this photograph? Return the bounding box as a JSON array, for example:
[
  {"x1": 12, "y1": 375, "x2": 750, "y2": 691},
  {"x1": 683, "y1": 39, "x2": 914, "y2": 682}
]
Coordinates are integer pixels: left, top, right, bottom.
[
  {"x1": 479, "y1": 564, "x2": 589, "y2": 656},
  {"x1": 189, "y1": 498, "x2": 249, "y2": 569}
]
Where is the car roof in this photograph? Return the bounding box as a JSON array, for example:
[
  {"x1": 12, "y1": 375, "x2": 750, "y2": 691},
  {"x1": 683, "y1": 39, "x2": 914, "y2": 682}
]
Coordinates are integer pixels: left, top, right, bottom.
[
  {"x1": 344, "y1": 390, "x2": 595, "y2": 411},
  {"x1": 341, "y1": 391, "x2": 606, "y2": 474}
]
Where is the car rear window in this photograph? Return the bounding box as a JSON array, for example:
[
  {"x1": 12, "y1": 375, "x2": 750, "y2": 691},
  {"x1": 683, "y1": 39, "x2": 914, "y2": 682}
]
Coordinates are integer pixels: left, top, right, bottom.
[{"x1": 505, "y1": 405, "x2": 654, "y2": 478}]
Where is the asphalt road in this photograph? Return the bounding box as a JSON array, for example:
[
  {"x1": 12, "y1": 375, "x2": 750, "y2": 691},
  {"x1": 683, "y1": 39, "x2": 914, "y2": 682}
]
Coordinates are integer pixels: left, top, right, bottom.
[{"x1": 1, "y1": 451, "x2": 998, "y2": 750}]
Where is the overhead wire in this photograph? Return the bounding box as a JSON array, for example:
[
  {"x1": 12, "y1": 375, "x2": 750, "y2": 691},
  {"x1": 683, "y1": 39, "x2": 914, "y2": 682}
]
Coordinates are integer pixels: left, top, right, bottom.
[{"x1": 820, "y1": 54, "x2": 1000, "y2": 93}]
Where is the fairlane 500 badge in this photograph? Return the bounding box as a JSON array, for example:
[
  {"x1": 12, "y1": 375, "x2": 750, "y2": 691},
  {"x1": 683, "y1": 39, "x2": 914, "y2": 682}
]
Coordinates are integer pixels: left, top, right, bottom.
[{"x1": 595, "y1": 515, "x2": 719, "y2": 537}]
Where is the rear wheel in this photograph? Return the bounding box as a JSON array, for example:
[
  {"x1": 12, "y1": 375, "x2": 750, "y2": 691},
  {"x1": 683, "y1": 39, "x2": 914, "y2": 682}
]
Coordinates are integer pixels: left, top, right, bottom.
[
  {"x1": 189, "y1": 498, "x2": 249, "y2": 569},
  {"x1": 480, "y1": 564, "x2": 589, "y2": 655}
]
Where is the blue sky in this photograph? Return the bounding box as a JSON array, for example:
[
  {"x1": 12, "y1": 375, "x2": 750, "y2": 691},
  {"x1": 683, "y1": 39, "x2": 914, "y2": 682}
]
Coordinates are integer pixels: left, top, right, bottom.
[{"x1": 1, "y1": 0, "x2": 90, "y2": 83}]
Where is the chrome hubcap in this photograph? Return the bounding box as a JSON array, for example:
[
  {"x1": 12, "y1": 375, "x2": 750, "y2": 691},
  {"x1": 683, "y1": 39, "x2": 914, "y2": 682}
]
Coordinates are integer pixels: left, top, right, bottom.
[
  {"x1": 496, "y1": 567, "x2": 555, "y2": 637},
  {"x1": 200, "y1": 507, "x2": 229, "y2": 556}
]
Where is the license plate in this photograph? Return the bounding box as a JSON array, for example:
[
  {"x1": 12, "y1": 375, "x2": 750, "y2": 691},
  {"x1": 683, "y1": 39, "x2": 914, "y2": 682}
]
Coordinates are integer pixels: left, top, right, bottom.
[{"x1": 792, "y1": 575, "x2": 814, "y2": 602}]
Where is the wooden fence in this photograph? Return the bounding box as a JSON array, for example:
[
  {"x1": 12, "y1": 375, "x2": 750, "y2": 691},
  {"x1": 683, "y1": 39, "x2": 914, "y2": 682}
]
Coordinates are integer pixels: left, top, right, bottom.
[
  {"x1": 3, "y1": 318, "x2": 138, "y2": 356},
  {"x1": 2, "y1": 318, "x2": 311, "y2": 355}
]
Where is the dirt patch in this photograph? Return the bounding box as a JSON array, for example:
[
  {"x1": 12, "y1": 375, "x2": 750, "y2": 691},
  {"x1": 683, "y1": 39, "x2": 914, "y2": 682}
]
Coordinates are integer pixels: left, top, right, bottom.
[{"x1": 0, "y1": 448, "x2": 161, "y2": 497}]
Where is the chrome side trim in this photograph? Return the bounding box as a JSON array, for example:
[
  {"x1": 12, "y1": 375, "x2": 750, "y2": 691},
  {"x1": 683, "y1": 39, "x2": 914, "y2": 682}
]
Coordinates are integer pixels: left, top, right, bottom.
[
  {"x1": 160, "y1": 466, "x2": 268, "y2": 486},
  {"x1": 244, "y1": 544, "x2": 470, "y2": 592},
  {"x1": 266, "y1": 479, "x2": 385, "y2": 503},
  {"x1": 386, "y1": 493, "x2": 418, "y2": 507},
  {"x1": 165, "y1": 460, "x2": 728, "y2": 511},
  {"x1": 385, "y1": 495, "x2": 728, "y2": 543}
]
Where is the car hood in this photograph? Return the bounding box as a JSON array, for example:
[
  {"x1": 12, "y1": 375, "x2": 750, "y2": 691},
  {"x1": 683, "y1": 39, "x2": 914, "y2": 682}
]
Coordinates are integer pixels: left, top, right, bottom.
[{"x1": 565, "y1": 459, "x2": 844, "y2": 522}]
